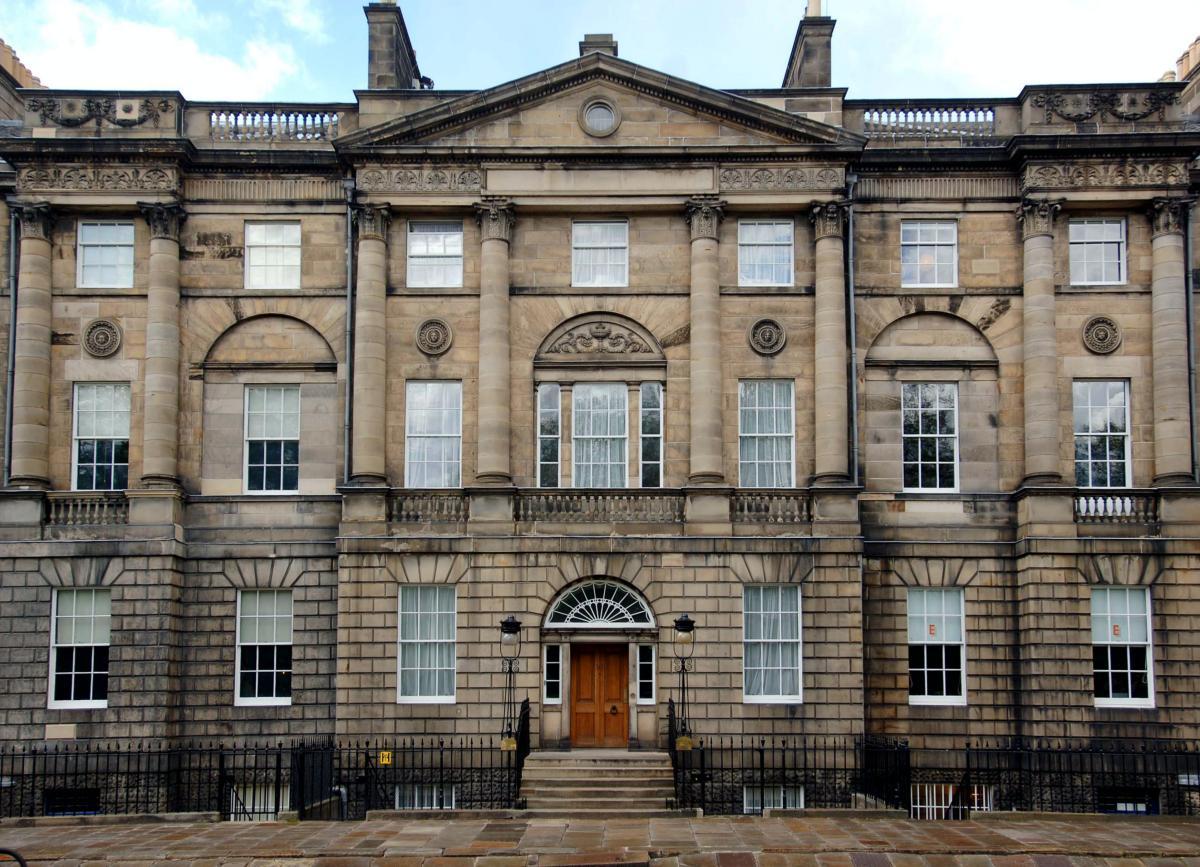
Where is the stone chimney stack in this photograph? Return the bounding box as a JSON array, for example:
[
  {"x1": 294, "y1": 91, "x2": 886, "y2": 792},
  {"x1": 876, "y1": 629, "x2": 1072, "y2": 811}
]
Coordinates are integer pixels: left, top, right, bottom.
[
  {"x1": 782, "y1": 2, "x2": 834, "y2": 88},
  {"x1": 364, "y1": 1, "x2": 424, "y2": 89},
  {"x1": 579, "y1": 34, "x2": 618, "y2": 57}
]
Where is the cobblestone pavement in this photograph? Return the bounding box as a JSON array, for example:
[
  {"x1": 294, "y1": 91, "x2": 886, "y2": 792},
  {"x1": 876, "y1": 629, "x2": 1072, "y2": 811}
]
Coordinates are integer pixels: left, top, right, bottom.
[{"x1": 2, "y1": 815, "x2": 1200, "y2": 866}]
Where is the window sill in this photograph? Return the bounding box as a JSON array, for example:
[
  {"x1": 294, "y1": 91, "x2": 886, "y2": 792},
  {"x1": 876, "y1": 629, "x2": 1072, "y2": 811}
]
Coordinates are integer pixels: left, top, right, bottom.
[
  {"x1": 909, "y1": 696, "x2": 967, "y2": 707},
  {"x1": 235, "y1": 698, "x2": 292, "y2": 708},
  {"x1": 48, "y1": 700, "x2": 108, "y2": 711},
  {"x1": 900, "y1": 284, "x2": 959, "y2": 291},
  {"x1": 397, "y1": 697, "x2": 457, "y2": 705},
  {"x1": 742, "y1": 696, "x2": 803, "y2": 705},
  {"x1": 1095, "y1": 698, "x2": 1155, "y2": 710},
  {"x1": 902, "y1": 487, "x2": 961, "y2": 495},
  {"x1": 241, "y1": 490, "x2": 303, "y2": 497}
]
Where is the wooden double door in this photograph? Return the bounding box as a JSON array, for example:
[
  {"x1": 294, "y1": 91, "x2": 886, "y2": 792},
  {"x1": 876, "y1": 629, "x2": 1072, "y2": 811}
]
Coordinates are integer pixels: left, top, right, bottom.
[{"x1": 570, "y1": 644, "x2": 629, "y2": 748}]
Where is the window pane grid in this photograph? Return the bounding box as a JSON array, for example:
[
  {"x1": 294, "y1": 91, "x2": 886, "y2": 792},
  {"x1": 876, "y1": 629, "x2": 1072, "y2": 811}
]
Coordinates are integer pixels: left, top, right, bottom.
[
  {"x1": 538, "y1": 384, "x2": 561, "y2": 488},
  {"x1": 1092, "y1": 588, "x2": 1151, "y2": 703},
  {"x1": 640, "y1": 383, "x2": 663, "y2": 488},
  {"x1": 572, "y1": 222, "x2": 628, "y2": 286},
  {"x1": 900, "y1": 221, "x2": 957, "y2": 287},
  {"x1": 405, "y1": 382, "x2": 463, "y2": 488},
  {"x1": 238, "y1": 590, "x2": 293, "y2": 702},
  {"x1": 1073, "y1": 380, "x2": 1129, "y2": 488},
  {"x1": 738, "y1": 380, "x2": 795, "y2": 488},
  {"x1": 52, "y1": 589, "x2": 111, "y2": 705},
  {"x1": 245, "y1": 222, "x2": 301, "y2": 290},
  {"x1": 907, "y1": 588, "x2": 965, "y2": 700},
  {"x1": 738, "y1": 220, "x2": 794, "y2": 286},
  {"x1": 245, "y1": 386, "x2": 300, "y2": 493},
  {"x1": 573, "y1": 384, "x2": 627, "y2": 488},
  {"x1": 901, "y1": 383, "x2": 958, "y2": 491},
  {"x1": 398, "y1": 586, "x2": 456, "y2": 700},
  {"x1": 543, "y1": 644, "x2": 561, "y2": 703},
  {"x1": 73, "y1": 383, "x2": 131, "y2": 491},
  {"x1": 637, "y1": 644, "x2": 655, "y2": 702},
  {"x1": 743, "y1": 585, "x2": 802, "y2": 700},
  {"x1": 408, "y1": 221, "x2": 464, "y2": 288},
  {"x1": 78, "y1": 222, "x2": 135, "y2": 288},
  {"x1": 1069, "y1": 219, "x2": 1125, "y2": 285}
]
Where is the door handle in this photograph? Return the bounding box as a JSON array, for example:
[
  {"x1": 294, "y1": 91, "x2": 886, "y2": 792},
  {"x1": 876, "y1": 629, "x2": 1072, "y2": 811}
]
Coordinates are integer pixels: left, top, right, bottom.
[{"x1": 609, "y1": 704, "x2": 619, "y2": 715}]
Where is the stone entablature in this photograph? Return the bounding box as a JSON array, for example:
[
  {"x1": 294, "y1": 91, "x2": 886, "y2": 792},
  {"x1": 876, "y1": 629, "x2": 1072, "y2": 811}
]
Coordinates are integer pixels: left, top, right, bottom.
[
  {"x1": 1021, "y1": 159, "x2": 1191, "y2": 193},
  {"x1": 17, "y1": 164, "x2": 179, "y2": 194},
  {"x1": 357, "y1": 165, "x2": 482, "y2": 193}
]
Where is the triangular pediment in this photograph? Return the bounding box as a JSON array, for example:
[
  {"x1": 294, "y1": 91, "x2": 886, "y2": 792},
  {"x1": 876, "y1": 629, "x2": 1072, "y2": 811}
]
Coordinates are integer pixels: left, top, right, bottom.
[{"x1": 339, "y1": 53, "x2": 861, "y2": 152}]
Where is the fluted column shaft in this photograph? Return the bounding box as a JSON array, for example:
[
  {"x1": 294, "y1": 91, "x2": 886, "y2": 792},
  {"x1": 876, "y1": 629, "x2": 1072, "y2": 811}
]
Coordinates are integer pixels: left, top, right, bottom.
[
  {"x1": 1150, "y1": 198, "x2": 1192, "y2": 484},
  {"x1": 9, "y1": 204, "x2": 53, "y2": 488},
  {"x1": 351, "y1": 206, "x2": 390, "y2": 483},
  {"x1": 811, "y1": 201, "x2": 849, "y2": 483},
  {"x1": 685, "y1": 197, "x2": 725, "y2": 485},
  {"x1": 475, "y1": 198, "x2": 515, "y2": 485},
  {"x1": 139, "y1": 203, "x2": 186, "y2": 487},
  {"x1": 1019, "y1": 199, "x2": 1062, "y2": 485}
]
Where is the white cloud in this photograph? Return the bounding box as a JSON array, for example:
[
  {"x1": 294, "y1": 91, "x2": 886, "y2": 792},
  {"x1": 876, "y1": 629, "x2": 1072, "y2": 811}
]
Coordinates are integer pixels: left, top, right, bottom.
[
  {"x1": 11, "y1": 0, "x2": 299, "y2": 100},
  {"x1": 256, "y1": 0, "x2": 329, "y2": 42}
]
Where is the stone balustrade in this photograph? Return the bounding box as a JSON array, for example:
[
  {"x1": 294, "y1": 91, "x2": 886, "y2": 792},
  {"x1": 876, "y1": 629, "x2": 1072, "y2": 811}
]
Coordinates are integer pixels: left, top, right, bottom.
[
  {"x1": 732, "y1": 490, "x2": 812, "y2": 525},
  {"x1": 1074, "y1": 490, "x2": 1160, "y2": 525},
  {"x1": 44, "y1": 492, "x2": 129, "y2": 527},
  {"x1": 846, "y1": 100, "x2": 1007, "y2": 141},
  {"x1": 516, "y1": 490, "x2": 686, "y2": 525},
  {"x1": 199, "y1": 104, "x2": 351, "y2": 142},
  {"x1": 388, "y1": 490, "x2": 470, "y2": 525}
]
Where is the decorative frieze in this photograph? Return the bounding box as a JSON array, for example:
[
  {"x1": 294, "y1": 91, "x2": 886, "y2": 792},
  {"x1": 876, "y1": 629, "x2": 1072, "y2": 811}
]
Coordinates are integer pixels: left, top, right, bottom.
[
  {"x1": 684, "y1": 196, "x2": 725, "y2": 241},
  {"x1": 1082, "y1": 316, "x2": 1121, "y2": 355},
  {"x1": 184, "y1": 177, "x2": 345, "y2": 202},
  {"x1": 475, "y1": 196, "x2": 516, "y2": 243},
  {"x1": 18, "y1": 164, "x2": 178, "y2": 193},
  {"x1": 15, "y1": 202, "x2": 53, "y2": 241},
  {"x1": 1021, "y1": 160, "x2": 1189, "y2": 192},
  {"x1": 1149, "y1": 197, "x2": 1189, "y2": 238},
  {"x1": 1017, "y1": 198, "x2": 1062, "y2": 240},
  {"x1": 139, "y1": 202, "x2": 186, "y2": 241},
  {"x1": 857, "y1": 174, "x2": 1019, "y2": 201},
  {"x1": 26, "y1": 95, "x2": 176, "y2": 129},
  {"x1": 82, "y1": 319, "x2": 123, "y2": 358},
  {"x1": 415, "y1": 318, "x2": 454, "y2": 357},
  {"x1": 357, "y1": 166, "x2": 482, "y2": 193},
  {"x1": 355, "y1": 205, "x2": 391, "y2": 241},
  {"x1": 546, "y1": 320, "x2": 653, "y2": 355},
  {"x1": 809, "y1": 200, "x2": 846, "y2": 240},
  {"x1": 719, "y1": 166, "x2": 844, "y2": 192},
  {"x1": 1029, "y1": 89, "x2": 1178, "y2": 124}
]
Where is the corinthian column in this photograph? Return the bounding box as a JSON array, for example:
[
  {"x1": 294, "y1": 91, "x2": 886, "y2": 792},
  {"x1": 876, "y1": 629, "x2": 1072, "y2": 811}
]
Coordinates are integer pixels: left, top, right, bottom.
[
  {"x1": 138, "y1": 203, "x2": 186, "y2": 487},
  {"x1": 474, "y1": 197, "x2": 515, "y2": 485},
  {"x1": 684, "y1": 196, "x2": 726, "y2": 485},
  {"x1": 351, "y1": 205, "x2": 390, "y2": 484},
  {"x1": 9, "y1": 204, "x2": 54, "y2": 488},
  {"x1": 1149, "y1": 198, "x2": 1192, "y2": 485},
  {"x1": 811, "y1": 201, "x2": 849, "y2": 484},
  {"x1": 1018, "y1": 199, "x2": 1063, "y2": 485}
]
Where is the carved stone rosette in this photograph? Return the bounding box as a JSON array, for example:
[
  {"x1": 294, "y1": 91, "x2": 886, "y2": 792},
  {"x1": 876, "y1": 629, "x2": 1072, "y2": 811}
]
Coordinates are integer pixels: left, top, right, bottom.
[
  {"x1": 475, "y1": 197, "x2": 516, "y2": 243},
  {"x1": 1082, "y1": 315, "x2": 1121, "y2": 355},
  {"x1": 415, "y1": 318, "x2": 454, "y2": 357},
  {"x1": 139, "y1": 202, "x2": 186, "y2": 241},
  {"x1": 355, "y1": 205, "x2": 391, "y2": 242},
  {"x1": 1149, "y1": 198, "x2": 1189, "y2": 238},
  {"x1": 748, "y1": 318, "x2": 787, "y2": 356},
  {"x1": 809, "y1": 200, "x2": 845, "y2": 240},
  {"x1": 1017, "y1": 198, "x2": 1062, "y2": 240},
  {"x1": 83, "y1": 319, "x2": 123, "y2": 358},
  {"x1": 684, "y1": 196, "x2": 726, "y2": 241},
  {"x1": 15, "y1": 203, "x2": 53, "y2": 242}
]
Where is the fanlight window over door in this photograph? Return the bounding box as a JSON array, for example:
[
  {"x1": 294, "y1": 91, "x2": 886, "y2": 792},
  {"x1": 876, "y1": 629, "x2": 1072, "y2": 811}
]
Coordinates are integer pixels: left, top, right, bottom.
[{"x1": 545, "y1": 581, "x2": 654, "y2": 629}]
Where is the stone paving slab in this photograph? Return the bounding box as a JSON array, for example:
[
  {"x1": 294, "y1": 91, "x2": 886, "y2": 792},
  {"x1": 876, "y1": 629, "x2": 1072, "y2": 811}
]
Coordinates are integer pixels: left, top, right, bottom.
[{"x1": 1, "y1": 816, "x2": 1199, "y2": 866}]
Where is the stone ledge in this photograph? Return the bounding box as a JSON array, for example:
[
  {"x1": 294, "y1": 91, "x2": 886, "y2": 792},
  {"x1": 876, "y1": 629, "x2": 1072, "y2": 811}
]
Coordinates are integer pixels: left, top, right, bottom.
[{"x1": 0, "y1": 810, "x2": 218, "y2": 827}]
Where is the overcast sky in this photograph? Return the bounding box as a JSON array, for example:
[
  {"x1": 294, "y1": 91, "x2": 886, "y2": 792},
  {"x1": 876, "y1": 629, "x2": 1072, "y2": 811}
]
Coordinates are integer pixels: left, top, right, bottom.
[{"x1": 3, "y1": 0, "x2": 1196, "y2": 102}]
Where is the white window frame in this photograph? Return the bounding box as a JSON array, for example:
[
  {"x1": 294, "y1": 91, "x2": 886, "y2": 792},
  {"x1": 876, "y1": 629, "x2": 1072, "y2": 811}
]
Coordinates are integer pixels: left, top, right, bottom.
[
  {"x1": 1073, "y1": 380, "x2": 1131, "y2": 489},
  {"x1": 406, "y1": 220, "x2": 464, "y2": 288},
  {"x1": 396, "y1": 586, "x2": 457, "y2": 704},
  {"x1": 543, "y1": 644, "x2": 562, "y2": 705},
  {"x1": 394, "y1": 783, "x2": 456, "y2": 810},
  {"x1": 1069, "y1": 218, "x2": 1127, "y2": 286},
  {"x1": 536, "y1": 383, "x2": 561, "y2": 489},
  {"x1": 907, "y1": 588, "x2": 967, "y2": 707},
  {"x1": 242, "y1": 385, "x2": 301, "y2": 495},
  {"x1": 901, "y1": 383, "x2": 960, "y2": 493},
  {"x1": 48, "y1": 588, "x2": 111, "y2": 710},
  {"x1": 636, "y1": 644, "x2": 656, "y2": 705},
  {"x1": 571, "y1": 220, "x2": 629, "y2": 288},
  {"x1": 76, "y1": 220, "x2": 135, "y2": 289},
  {"x1": 742, "y1": 585, "x2": 803, "y2": 704},
  {"x1": 571, "y1": 383, "x2": 628, "y2": 488},
  {"x1": 71, "y1": 382, "x2": 131, "y2": 492},
  {"x1": 404, "y1": 381, "x2": 463, "y2": 489},
  {"x1": 737, "y1": 380, "x2": 796, "y2": 488},
  {"x1": 737, "y1": 219, "x2": 795, "y2": 287},
  {"x1": 1092, "y1": 587, "x2": 1155, "y2": 710},
  {"x1": 639, "y1": 382, "x2": 663, "y2": 489},
  {"x1": 244, "y1": 221, "x2": 301, "y2": 290},
  {"x1": 743, "y1": 785, "x2": 805, "y2": 814},
  {"x1": 234, "y1": 589, "x2": 293, "y2": 708},
  {"x1": 900, "y1": 220, "x2": 958, "y2": 289}
]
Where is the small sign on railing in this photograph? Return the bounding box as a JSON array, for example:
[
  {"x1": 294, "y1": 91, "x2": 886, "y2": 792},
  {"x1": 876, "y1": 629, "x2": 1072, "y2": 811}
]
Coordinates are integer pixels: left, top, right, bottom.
[{"x1": 378, "y1": 750, "x2": 392, "y2": 766}]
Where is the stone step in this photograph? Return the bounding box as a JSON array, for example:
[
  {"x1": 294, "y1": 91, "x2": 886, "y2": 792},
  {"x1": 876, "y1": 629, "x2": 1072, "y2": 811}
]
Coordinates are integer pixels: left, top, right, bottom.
[
  {"x1": 522, "y1": 769, "x2": 674, "y2": 780},
  {"x1": 525, "y1": 797, "x2": 672, "y2": 810},
  {"x1": 521, "y1": 807, "x2": 693, "y2": 819},
  {"x1": 523, "y1": 785, "x2": 674, "y2": 799}
]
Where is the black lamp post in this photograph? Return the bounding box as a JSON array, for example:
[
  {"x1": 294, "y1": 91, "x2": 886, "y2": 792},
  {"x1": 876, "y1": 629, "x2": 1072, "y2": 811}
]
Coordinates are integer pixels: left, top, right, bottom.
[
  {"x1": 672, "y1": 614, "x2": 696, "y2": 749},
  {"x1": 499, "y1": 615, "x2": 522, "y2": 749}
]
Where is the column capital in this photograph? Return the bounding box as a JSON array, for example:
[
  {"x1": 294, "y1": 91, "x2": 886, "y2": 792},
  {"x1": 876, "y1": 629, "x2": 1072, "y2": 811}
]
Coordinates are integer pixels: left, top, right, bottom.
[
  {"x1": 1149, "y1": 197, "x2": 1191, "y2": 239},
  {"x1": 355, "y1": 204, "x2": 392, "y2": 242},
  {"x1": 1017, "y1": 198, "x2": 1063, "y2": 240},
  {"x1": 138, "y1": 202, "x2": 186, "y2": 241},
  {"x1": 683, "y1": 196, "x2": 726, "y2": 241},
  {"x1": 15, "y1": 202, "x2": 53, "y2": 242},
  {"x1": 475, "y1": 196, "x2": 516, "y2": 243},
  {"x1": 809, "y1": 200, "x2": 846, "y2": 240}
]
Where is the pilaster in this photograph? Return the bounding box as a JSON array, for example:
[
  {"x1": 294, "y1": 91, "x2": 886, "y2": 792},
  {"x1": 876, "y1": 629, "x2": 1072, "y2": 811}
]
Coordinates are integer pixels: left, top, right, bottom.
[
  {"x1": 683, "y1": 196, "x2": 725, "y2": 490},
  {"x1": 810, "y1": 200, "x2": 849, "y2": 484},
  {"x1": 475, "y1": 197, "x2": 515, "y2": 487},
  {"x1": 1148, "y1": 197, "x2": 1193, "y2": 485},
  {"x1": 350, "y1": 205, "x2": 391, "y2": 485},
  {"x1": 9, "y1": 203, "x2": 55, "y2": 490}
]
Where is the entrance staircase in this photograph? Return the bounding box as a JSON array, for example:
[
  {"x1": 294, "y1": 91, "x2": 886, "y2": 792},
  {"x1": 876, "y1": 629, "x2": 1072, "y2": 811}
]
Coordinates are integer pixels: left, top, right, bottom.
[{"x1": 520, "y1": 750, "x2": 689, "y2": 818}]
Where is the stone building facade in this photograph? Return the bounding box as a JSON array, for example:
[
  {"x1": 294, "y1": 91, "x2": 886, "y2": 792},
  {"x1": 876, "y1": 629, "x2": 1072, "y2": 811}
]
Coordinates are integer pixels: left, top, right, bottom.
[{"x1": 0, "y1": 3, "x2": 1198, "y2": 753}]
